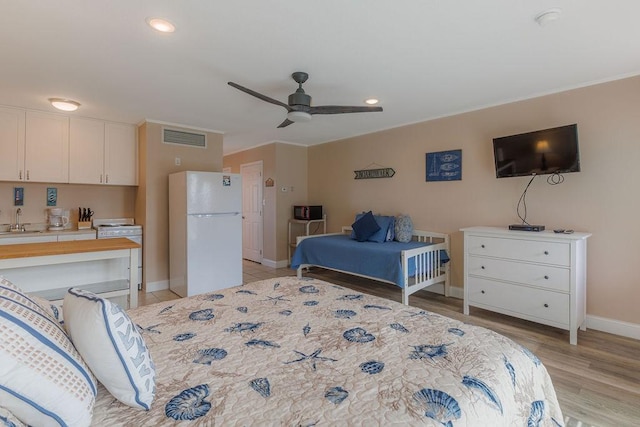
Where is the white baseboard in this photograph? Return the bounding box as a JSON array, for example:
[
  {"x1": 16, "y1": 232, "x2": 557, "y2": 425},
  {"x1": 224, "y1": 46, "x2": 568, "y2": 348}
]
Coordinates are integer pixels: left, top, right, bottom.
[
  {"x1": 586, "y1": 315, "x2": 640, "y2": 341},
  {"x1": 261, "y1": 259, "x2": 289, "y2": 269},
  {"x1": 145, "y1": 280, "x2": 169, "y2": 292}
]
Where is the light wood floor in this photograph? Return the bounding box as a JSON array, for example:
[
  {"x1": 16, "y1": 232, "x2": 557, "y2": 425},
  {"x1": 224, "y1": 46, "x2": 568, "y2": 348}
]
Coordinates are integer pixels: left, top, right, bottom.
[{"x1": 141, "y1": 261, "x2": 640, "y2": 427}]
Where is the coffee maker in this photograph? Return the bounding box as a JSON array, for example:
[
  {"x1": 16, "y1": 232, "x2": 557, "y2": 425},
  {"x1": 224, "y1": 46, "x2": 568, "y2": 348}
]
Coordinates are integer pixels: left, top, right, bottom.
[{"x1": 48, "y1": 208, "x2": 69, "y2": 231}]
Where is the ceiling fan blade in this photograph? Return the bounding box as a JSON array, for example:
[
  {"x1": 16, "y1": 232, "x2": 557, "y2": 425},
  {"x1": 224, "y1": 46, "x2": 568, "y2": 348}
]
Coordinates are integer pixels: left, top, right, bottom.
[
  {"x1": 277, "y1": 118, "x2": 294, "y2": 128},
  {"x1": 228, "y1": 82, "x2": 292, "y2": 111},
  {"x1": 309, "y1": 105, "x2": 383, "y2": 115}
]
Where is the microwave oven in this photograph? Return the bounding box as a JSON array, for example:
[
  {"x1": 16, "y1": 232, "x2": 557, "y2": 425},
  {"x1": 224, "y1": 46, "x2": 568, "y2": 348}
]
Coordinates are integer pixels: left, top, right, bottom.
[{"x1": 293, "y1": 205, "x2": 323, "y2": 220}]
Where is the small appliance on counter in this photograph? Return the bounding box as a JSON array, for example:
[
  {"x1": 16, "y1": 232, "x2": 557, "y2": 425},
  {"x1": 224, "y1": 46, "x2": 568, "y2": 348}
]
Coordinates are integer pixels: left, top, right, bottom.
[{"x1": 47, "y1": 208, "x2": 70, "y2": 231}]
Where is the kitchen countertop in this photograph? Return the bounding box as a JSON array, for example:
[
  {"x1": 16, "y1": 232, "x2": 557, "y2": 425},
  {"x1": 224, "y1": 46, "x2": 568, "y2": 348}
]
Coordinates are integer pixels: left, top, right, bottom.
[{"x1": 0, "y1": 225, "x2": 96, "y2": 239}]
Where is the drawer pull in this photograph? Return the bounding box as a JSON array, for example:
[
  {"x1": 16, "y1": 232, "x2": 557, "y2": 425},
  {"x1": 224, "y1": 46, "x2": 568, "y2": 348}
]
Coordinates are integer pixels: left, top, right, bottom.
[
  {"x1": 481, "y1": 244, "x2": 485, "y2": 248},
  {"x1": 544, "y1": 303, "x2": 549, "y2": 308},
  {"x1": 544, "y1": 251, "x2": 549, "y2": 255},
  {"x1": 481, "y1": 290, "x2": 485, "y2": 294},
  {"x1": 544, "y1": 275, "x2": 549, "y2": 280},
  {"x1": 481, "y1": 266, "x2": 485, "y2": 270}
]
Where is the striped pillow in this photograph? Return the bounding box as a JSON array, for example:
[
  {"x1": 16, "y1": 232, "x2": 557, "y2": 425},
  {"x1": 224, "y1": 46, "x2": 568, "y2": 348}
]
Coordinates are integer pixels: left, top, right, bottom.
[{"x1": 0, "y1": 277, "x2": 96, "y2": 427}]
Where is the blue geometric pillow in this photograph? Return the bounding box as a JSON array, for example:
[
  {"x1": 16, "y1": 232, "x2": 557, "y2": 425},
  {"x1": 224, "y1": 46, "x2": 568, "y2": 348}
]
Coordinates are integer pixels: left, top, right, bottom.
[
  {"x1": 64, "y1": 288, "x2": 156, "y2": 410},
  {"x1": 351, "y1": 211, "x2": 380, "y2": 242}
]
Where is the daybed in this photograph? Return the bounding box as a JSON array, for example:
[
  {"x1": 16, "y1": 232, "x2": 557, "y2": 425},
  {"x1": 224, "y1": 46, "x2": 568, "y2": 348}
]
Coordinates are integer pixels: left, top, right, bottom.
[
  {"x1": 291, "y1": 226, "x2": 450, "y2": 305},
  {"x1": 1, "y1": 276, "x2": 565, "y2": 426}
]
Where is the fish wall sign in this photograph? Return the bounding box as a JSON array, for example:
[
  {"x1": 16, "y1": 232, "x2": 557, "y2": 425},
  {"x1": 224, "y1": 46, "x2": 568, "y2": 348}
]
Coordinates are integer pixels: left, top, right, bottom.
[
  {"x1": 354, "y1": 167, "x2": 396, "y2": 180},
  {"x1": 426, "y1": 149, "x2": 462, "y2": 182}
]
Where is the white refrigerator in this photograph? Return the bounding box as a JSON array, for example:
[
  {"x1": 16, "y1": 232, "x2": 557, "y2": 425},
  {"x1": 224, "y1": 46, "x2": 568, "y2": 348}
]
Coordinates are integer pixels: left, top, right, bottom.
[{"x1": 169, "y1": 171, "x2": 243, "y2": 297}]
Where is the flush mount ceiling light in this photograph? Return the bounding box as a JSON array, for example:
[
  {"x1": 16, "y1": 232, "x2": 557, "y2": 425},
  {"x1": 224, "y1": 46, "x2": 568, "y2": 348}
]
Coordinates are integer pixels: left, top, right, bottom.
[
  {"x1": 535, "y1": 8, "x2": 562, "y2": 26},
  {"x1": 146, "y1": 17, "x2": 175, "y2": 33},
  {"x1": 49, "y1": 98, "x2": 80, "y2": 112},
  {"x1": 365, "y1": 98, "x2": 379, "y2": 105}
]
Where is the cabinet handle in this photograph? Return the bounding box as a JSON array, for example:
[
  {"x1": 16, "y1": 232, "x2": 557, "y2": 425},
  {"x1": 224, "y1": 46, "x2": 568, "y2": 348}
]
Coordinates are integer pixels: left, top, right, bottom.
[
  {"x1": 544, "y1": 250, "x2": 549, "y2": 255},
  {"x1": 481, "y1": 266, "x2": 485, "y2": 269},
  {"x1": 481, "y1": 290, "x2": 485, "y2": 294},
  {"x1": 106, "y1": 174, "x2": 109, "y2": 184},
  {"x1": 100, "y1": 174, "x2": 103, "y2": 183},
  {"x1": 544, "y1": 275, "x2": 549, "y2": 280},
  {"x1": 26, "y1": 170, "x2": 30, "y2": 180},
  {"x1": 481, "y1": 244, "x2": 485, "y2": 248},
  {"x1": 544, "y1": 303, "x2": 549, "y2": 308},
  {"x1": 19, "y1": 170, "x2": 22, "y2": 180}
]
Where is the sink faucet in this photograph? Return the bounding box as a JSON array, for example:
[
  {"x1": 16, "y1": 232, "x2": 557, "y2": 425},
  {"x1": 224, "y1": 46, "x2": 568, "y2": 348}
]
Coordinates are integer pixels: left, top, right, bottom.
[{"x1": 10, "y1": 208, "x2": 24, "y2": 232}]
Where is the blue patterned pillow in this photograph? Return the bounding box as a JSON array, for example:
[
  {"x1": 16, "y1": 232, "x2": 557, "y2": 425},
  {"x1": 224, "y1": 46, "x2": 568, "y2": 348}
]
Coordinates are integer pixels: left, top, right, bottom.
[
  {"x1": 395, "y1": 214, "x2": 414, "y2": 243},
  {"x1": 350, "y1": 213, "x2": 395, "y2": 243},
  {"x1": 63, "y1": 288, "x2": 156, "y2": 410},
  {"x1": 0, "y1": 278, "x2": 96, "y2": 427},
  {"x1": 351, "y1": 211, "x2": 380, "y2": 242}
]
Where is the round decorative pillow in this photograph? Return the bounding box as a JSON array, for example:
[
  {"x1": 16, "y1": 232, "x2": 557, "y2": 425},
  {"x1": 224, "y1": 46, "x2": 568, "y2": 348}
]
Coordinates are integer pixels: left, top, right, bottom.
[{"x1": 395, "y1": 214, "x2": 413, "y2": 243}]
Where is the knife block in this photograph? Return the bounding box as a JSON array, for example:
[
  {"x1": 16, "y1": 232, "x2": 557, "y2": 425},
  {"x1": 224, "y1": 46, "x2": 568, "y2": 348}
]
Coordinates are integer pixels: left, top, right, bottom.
[{"x1": 78, "y1": 221, "x2": 92, "y2": 229}]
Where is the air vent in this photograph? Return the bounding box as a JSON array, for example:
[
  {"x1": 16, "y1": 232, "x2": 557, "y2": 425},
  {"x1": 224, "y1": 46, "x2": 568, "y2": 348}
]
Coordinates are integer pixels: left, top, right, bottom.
[{"x1": 163, "y1": 128, "x2": 207, "y2": 148}]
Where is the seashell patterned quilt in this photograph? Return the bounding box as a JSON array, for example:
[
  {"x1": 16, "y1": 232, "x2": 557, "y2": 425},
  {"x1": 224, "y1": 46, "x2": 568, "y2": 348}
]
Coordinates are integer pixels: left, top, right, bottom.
[{"x1": 91, "y1": 276, "x2": 564, "y2": 426}]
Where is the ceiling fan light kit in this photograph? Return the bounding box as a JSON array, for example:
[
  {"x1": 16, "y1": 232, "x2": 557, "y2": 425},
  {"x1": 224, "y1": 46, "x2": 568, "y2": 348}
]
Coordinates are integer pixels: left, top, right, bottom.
[
  {"x1": 287, "y1": 111, "x2": 312, "y2": 123},
  {"x1": 228, "y1": 71, "x2": 382, "y2": 128}
]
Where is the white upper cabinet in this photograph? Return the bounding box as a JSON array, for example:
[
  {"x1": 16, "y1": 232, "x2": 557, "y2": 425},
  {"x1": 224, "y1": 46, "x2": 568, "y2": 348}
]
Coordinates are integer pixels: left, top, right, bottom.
[
  {"x1": 69, "y1": 118, "x2": 137, "y2": 185},
  {"x1": 25, "y1": 111, "x2": 69, "y2": 183},
  {"x1": 0, "y1": 106, "x2": 25, "y2": 181},
  {"x1": 105, "y1": 122, "x2": 137, "y2": 185}
]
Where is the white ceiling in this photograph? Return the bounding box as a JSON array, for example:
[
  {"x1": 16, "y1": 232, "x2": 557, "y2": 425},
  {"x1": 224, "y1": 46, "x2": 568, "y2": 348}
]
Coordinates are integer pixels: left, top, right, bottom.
[{"x1": 2, "y1": 1, "x2": 640, "y2": 155}]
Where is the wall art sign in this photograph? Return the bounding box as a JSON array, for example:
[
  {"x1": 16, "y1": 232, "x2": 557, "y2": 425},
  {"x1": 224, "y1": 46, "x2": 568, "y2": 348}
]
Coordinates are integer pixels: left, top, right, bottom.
[
  {"x1": 265, "y1": 177, "x2": 274, "y2": 187},
  {"x1": 354, "y1": 167, "x2": 396, "y2": 180},
  {"x1": 47, "y1": 187, "x2": 57, "y2": 206},
  {"x1": 426, "y1": 149, "x2": 462, "y2": 182},
  {"x1": 13, "y1": 187, "x2": 24, "y2": 206}
]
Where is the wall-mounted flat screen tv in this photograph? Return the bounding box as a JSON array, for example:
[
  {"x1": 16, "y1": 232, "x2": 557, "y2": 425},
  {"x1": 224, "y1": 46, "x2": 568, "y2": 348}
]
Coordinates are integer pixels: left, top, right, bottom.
[{"x1": 493, "y1": 124, "x2": 580, "y2": 178}]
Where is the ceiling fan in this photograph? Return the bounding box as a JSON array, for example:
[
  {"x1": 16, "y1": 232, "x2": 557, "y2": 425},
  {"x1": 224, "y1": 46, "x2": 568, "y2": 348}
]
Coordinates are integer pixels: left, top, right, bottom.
[{"x1": 228, "y1": 72, "x2": 383, "y2": 128}]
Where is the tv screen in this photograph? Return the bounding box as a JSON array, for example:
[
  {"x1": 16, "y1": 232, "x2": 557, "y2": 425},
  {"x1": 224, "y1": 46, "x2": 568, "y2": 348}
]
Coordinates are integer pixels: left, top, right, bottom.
[{"x1": 493, "y1": 124, "x2": 580, "y2": 178}]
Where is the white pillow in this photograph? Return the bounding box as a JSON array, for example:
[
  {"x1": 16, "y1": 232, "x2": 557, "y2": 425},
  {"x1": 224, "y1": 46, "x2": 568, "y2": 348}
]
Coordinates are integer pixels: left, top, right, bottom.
[
  {"x1": 63, "y1": 288, "x2": 156, "y2": 410},
  {"x1": 0, "y1": 277, "x2": 96, "y2": 427}
]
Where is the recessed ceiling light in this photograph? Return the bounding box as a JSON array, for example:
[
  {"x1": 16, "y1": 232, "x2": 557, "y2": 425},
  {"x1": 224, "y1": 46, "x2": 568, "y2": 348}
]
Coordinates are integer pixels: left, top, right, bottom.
[
  {"x1": 365, "y1": 98, "x2": 379, "y2": 105},
  {"x1": 49, "y1": 98, "x2": 80, "y2": 112},
  {"x1": 146, "y1": 17, "x2": 175, "y2": 33},
  {"x1": 535, "y1": 8, "x2": 562, "y2": 26}
]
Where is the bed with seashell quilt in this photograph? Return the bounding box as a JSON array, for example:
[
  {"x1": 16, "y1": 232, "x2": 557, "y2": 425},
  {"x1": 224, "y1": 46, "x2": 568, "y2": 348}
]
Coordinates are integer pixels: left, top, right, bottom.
[{"x1": 81, "y1": 276, "x2": 564, "y2": 426}]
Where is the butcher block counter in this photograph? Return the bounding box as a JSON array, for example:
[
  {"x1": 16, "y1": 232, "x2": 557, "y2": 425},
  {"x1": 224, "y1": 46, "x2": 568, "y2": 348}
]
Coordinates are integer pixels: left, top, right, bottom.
[{"x1": 0, "y1": 237, "x2": 140, "y2": 308}]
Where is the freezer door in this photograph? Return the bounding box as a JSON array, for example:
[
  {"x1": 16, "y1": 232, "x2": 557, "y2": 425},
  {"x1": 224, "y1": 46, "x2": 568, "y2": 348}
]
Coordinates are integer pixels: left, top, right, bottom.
[
  {"x1": 185, "y1": 213, "x2": 242, "y2": 296},
  {"x1": 186, "y1": 171, "x2": 242, "y2": 214}
]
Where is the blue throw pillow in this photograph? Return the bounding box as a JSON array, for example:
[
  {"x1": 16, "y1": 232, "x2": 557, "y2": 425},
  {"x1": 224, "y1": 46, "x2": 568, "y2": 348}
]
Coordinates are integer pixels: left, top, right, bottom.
[
  {"x1": 351, "y1": 211, "x2": 380, "y2": 242},
  {"x1": 367, "y1": 215, "x2": 393, "y2": 243}
]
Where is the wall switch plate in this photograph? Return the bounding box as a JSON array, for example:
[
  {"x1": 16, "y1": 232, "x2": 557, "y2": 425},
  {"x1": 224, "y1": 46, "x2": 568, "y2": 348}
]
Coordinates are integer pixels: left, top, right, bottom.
[{"x1": 175, "y1": 157, "x2": 181, "y2": 166}]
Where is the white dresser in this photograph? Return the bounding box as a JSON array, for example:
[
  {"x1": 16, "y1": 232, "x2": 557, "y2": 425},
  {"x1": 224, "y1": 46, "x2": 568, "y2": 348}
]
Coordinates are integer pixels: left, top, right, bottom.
[{"x1": 461, "y1": 226, "x2": 591, "y2": 345}]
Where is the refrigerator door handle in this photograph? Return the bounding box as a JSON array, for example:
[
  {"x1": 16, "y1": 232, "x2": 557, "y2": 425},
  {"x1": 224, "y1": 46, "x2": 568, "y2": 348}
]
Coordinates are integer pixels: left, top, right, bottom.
[{"x1": 190, "y1": 212, "x2": 241, "y2": 218}]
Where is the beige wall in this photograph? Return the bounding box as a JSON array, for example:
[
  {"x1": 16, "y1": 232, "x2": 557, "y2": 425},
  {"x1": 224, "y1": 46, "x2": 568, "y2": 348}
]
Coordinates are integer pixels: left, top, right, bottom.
[
  {"x1": 137, "y1": 122, "x2": 223, "y2": 288},
  {"x1": 224, "y1": 142, "x2": 308, "y2": 263},
  {"x1": 308, "y1": 75, "x2": 640, "y2": 325},
  {"x1": 0, "y1": 182, "x2": 135, "y2": 226}
]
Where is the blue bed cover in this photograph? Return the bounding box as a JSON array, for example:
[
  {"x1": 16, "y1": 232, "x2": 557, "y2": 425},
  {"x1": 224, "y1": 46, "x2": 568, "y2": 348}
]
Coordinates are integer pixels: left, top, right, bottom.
[{"x1": 291, "y1": 234, "x2": 448, "y2": 288}]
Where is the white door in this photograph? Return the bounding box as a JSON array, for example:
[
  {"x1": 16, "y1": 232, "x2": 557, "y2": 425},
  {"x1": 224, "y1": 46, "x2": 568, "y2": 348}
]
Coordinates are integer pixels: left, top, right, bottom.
[{"x1": 241, "y1": 161, "x2": 263, "y2": 263}]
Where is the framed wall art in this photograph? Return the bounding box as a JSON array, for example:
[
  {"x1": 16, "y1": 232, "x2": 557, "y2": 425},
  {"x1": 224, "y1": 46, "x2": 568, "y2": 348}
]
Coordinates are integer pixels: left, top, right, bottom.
[{"x1": 426, "y1": 149, "x2": 462, "y2": 182}]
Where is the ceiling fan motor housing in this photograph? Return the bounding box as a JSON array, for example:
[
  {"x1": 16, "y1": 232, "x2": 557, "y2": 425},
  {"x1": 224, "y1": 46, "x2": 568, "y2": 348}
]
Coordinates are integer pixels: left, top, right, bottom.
[{"x1": 288, "y1": 91, "x2": 311, "y2": 108}]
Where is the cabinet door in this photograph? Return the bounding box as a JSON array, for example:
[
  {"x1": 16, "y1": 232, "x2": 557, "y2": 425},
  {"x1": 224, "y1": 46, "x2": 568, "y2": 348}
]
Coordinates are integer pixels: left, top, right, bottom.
[
  {"x1": 69, "y1": 117, "x2": 105, "y2": 184},
  {"x1": 104, "y1": 123, "x2": 137, "y2": 185},
  {"x1": 0, "y1": 106, "x2": 25, "y2": 181},
  {"x1": 25, "y1": 111, "x2": 69, "y2": 183}
]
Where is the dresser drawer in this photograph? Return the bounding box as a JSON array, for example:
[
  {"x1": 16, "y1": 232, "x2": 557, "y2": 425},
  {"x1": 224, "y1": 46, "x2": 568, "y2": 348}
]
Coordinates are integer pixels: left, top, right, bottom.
[
  {"x1": 467, "y1": 235, "x2": 570, "y2": 266},
  {"x1": 467, "y1": 277, "x2": 569, "y2": 327},
  {"x1": 467, "y1": 256, "x2": 570, "y2": 292}
]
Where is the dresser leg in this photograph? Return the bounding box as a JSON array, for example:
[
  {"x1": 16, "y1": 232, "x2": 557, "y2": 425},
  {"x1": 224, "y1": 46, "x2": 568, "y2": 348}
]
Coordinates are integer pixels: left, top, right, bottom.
[{"x1": 570, "y1": 329, "x2": 577, "y2": 345}]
